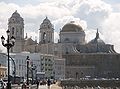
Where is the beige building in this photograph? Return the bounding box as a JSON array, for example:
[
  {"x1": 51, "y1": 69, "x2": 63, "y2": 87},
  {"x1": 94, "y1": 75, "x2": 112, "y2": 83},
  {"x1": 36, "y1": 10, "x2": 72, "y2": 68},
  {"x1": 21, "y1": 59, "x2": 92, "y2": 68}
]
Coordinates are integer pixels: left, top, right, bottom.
[
  {"x1": 40, "y1": 54, "x2": 65, "y2": 79},
  {"x1": 8, "y1": 11, "x2": 120, "y2": 79},
  {"x1": 40, "y1": 54, "x2": 54, "y2": 79},
  {"x1": 0, "y1": 64, "x2": 7, "y2": 79}
]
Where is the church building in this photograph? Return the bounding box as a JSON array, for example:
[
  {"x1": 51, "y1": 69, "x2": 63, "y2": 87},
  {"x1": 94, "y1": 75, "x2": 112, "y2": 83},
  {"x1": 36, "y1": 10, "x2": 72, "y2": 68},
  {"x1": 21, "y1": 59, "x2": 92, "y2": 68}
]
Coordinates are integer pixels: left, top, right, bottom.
[{"x1": 8, "y1": 11, "x2": 120, "y2": 79}]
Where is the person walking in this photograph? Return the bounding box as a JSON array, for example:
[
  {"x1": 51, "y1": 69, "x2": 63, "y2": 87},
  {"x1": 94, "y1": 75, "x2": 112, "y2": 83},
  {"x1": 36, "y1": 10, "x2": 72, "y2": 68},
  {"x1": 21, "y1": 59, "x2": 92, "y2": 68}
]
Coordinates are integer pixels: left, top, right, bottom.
[
  {"x1": 36, "y1": 80, "x2": 39, "y2": 89},
  {"x1": 1, "y1": 82, "x2": 4, "y2": 89},
  {"x1": 47, "y1": 79, "x2": 51, "y2": 89},
  {"x1": 21, "y1": 82, "x2": 27, "y2": 89}
]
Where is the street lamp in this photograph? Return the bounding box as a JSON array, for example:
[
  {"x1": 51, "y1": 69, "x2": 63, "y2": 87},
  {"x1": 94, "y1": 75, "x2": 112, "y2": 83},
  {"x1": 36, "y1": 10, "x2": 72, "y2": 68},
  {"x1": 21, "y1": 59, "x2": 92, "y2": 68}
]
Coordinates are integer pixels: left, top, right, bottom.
[
  {"x1": 1, "y1": 29, "x2": 15, "y2": 89},
  {"x1": 26, "y1": 56, "x2": 30, "y2": 86}
]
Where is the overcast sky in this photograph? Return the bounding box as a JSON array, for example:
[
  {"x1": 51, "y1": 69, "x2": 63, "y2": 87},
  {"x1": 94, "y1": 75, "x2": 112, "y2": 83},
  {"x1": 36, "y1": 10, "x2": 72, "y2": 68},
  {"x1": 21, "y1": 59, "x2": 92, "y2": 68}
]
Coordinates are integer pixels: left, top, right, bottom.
[{"x1": 0, "y1": 0, "x2": 120, "y2": 53}]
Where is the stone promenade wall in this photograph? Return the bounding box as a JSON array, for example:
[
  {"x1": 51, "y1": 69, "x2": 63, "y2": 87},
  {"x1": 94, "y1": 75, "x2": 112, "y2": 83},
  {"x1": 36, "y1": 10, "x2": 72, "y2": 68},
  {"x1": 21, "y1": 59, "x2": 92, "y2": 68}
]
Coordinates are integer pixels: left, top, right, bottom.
[
  {"x1": 60, "y1": 79, "x2": 120, "y2": 88},
  {"x1": 11, "y1": 84, "x2": 37, "y2": 89}
]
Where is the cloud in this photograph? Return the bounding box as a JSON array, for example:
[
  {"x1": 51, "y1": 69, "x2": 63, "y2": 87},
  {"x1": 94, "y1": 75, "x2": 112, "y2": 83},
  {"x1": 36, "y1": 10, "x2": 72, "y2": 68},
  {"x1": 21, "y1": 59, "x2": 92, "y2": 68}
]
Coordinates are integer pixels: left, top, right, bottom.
[
  {"x1": 54, "y1": 32, "x2": 59, "y2": 43},
  {"x1": 102, "y1": 13, "x2": 120, "y2": 53},
  {"x1": 0, "y1": 28, "x2": 8, "y2": 53},
  {"x1": 112, "y1": 3, "x2": 120, "y2": 12},
  {"x1": 52, "y1": 16, "x2": 87, "y2": 31},
  {"x1": 73, "y1": 0, "x2": 112, "y2": 29},
  {"x1": 21, "y1": 2, "x2": 71, "y2": 18}
]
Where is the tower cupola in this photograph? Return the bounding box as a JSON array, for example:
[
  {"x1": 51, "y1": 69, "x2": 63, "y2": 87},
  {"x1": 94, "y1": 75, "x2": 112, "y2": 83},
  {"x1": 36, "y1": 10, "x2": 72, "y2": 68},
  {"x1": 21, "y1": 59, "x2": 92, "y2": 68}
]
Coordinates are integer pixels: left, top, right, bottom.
[
  {"x1": 8, "y1": 10, "x2": 24, "y2": 40},
  {"x1": 39, "y1": 17, "x2": 54, "y2": 44},
  {"x1": 8, "y1": 10, "x2": 24, "y2": 52}
]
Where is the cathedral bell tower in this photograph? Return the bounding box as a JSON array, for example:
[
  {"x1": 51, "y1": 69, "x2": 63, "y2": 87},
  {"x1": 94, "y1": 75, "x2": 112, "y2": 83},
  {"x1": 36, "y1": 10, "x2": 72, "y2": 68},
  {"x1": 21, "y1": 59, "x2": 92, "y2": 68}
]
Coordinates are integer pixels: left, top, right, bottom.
[
  {"x1": 39, "y1": 17, "x2": 54, "y2": 44},
  {"x1": 8, "y1": 10, "x2": 24, "y2": 52}
]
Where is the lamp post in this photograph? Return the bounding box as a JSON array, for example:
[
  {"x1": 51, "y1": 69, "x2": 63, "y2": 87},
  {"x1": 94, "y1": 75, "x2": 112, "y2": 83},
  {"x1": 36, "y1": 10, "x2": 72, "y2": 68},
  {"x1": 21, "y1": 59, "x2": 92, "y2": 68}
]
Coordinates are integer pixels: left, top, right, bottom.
[
  {"x1": 26, "y1": 56, "x2": 30, "y2": 86},
  {"x1": 1, "y1": 29, "x2": 15, "y2": 89},
  {"x1": 10, "y1": 56, "x2": 16, "y2": 84},
  {"x1": 31, "y1": 62, "x2": 34, "y2": 85}
]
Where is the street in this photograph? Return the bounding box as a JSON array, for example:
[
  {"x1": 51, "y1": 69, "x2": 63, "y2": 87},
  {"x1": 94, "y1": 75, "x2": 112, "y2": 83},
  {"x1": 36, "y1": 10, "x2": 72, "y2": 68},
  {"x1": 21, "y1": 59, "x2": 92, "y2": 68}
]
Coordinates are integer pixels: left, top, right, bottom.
[{"x1": 11, "y1": 82, "x2": 62, "y2": 89}]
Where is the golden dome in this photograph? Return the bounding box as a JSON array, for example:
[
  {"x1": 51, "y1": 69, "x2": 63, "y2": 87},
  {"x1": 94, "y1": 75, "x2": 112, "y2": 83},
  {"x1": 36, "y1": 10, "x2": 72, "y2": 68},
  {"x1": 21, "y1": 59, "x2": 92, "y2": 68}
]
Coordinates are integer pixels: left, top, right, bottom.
[{"x1": 61, "y1": 22, "x2": 83, "y2": 32}]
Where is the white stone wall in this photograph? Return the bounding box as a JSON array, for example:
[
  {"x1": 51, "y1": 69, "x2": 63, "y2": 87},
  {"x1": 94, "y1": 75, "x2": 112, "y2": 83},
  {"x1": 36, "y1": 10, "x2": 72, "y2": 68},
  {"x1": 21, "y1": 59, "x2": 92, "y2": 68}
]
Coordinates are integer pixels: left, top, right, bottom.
[
  {"x1": 60, "y1": 32, "x2": 85, "y2": 44},
  {"x1": 10, "y1": 53, "x2": 41, "y2": 78}
]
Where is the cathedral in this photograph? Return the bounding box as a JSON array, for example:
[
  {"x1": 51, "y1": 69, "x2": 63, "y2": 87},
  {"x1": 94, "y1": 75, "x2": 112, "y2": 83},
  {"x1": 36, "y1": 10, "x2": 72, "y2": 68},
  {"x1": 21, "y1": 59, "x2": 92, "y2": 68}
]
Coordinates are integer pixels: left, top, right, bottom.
[{"x1": 8, "y1": 10, "x2": 120, "y2": 78}]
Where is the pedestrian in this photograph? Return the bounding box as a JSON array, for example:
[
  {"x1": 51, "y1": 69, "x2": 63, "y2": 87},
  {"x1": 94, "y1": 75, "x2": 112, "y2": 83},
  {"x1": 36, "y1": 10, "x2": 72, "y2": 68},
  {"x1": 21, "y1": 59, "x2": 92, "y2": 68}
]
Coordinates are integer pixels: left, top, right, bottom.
[
  {"x1": 1, "y1": 82, "x2": 4, "y2": 89},
  {"x1": 47, "y1": 79, "x2": 51, "y2": 89},
  {"x1": 36, "y1": 80, "x2": 39, "y2": 89},
  {"x1": 22, "y1": 82, "x2": 27, "y2": 89}
]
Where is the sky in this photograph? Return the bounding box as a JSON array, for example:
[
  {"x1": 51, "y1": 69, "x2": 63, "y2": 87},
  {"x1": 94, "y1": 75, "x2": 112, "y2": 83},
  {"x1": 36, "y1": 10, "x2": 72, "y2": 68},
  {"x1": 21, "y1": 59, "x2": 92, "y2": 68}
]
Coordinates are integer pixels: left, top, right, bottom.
[{"x1": 0, "y1": 0, "x2": 120, "y2": 53}]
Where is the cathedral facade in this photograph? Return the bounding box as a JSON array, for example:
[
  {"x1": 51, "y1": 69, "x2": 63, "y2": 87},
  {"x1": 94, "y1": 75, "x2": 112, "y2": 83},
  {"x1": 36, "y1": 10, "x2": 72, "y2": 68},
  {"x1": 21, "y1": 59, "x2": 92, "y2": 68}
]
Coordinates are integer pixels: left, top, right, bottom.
[{"x1": 8, "y1": 11, "x2": 120, "y2": 79}]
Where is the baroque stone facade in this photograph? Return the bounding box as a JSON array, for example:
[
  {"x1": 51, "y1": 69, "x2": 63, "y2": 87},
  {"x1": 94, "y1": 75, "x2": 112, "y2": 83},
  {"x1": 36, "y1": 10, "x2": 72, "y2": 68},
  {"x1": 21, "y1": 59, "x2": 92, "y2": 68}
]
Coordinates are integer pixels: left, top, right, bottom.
[
  {"x1": 8, "y1": 11, "x2": 120, "y2": 79},
  {"x1": 63, "y1": 53, "x2": 120, "y2": 78}
]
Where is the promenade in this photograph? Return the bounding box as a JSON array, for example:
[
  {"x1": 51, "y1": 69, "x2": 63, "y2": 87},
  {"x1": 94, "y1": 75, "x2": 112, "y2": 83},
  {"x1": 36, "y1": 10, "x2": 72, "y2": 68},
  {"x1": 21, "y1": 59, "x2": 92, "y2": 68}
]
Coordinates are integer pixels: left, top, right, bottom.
[
  {"x1": 38, "y1": 82, "x2": 62, "y2": 89},
  {"x1": 11, "y1": 83, "x2": 120, "y2": 89},
  {"x1": 51, "y1": 83, "x2": 62, "y2": 89}
]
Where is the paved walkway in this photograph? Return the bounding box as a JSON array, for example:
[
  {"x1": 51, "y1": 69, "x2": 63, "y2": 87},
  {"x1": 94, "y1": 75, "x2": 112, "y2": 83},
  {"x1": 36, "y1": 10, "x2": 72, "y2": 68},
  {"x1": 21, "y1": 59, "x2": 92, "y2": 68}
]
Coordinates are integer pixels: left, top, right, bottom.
[
  {"x1": 38, "y1": 82, "x2": 62, "y2": 89},
  {"x1": 51, "y1": 84, "x2": 62, "y2": 89}
]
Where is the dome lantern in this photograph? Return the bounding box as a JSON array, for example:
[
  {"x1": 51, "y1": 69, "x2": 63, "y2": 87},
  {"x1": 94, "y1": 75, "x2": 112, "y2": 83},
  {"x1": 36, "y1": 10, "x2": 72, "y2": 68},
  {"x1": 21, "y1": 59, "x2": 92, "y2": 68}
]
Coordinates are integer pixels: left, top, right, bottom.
[{"x1": 88, "y1": 29, "x2": 105, "y2": 45}]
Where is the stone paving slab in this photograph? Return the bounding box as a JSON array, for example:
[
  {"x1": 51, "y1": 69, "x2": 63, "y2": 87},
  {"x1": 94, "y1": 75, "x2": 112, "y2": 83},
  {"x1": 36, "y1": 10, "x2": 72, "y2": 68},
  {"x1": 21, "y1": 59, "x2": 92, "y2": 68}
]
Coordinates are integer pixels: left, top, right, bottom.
[{"x1": 51, "y1": 83, "x2": 62, "y2": 89}]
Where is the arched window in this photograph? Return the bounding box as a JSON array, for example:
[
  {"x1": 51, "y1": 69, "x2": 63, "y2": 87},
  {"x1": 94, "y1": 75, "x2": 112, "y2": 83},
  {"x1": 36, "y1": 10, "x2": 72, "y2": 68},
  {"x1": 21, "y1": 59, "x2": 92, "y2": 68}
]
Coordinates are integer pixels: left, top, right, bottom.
[
  {"x1": 12, "y1": 18, "x2": 15, "y2": 23},
  {"x1": 66, "y1": 47, "x2": 68, "y2": 54},
  {"x1": 64, "y1": 38, "x2": 69, "y2": 42},
  {"x1": 43, "y1": 32, "x2": 46, "y2": 40},
  {"x1": 20, "y1": 28, "x2": 22, "y2": 35},
  {"x1": 12, "y1": 27, "x2": 14, "y2": 35}
]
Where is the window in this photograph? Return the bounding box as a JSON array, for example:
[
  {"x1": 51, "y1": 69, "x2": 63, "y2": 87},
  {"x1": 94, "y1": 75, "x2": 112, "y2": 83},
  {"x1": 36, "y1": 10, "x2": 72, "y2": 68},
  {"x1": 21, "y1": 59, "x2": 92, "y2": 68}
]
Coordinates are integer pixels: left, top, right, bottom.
[
  {"x1": 43, "y1": 32, "x2": 46, "y2": 40},
  {"x1": 48, "y1": 25, "x2": 50, "y2": 29},
  {"x1": 66, "y1": 48, "x2": 69, "y2": 54},
  {"x1": 12, "y1": 27, "x2": 14, "y2": 35},
  {"x1": 48, "y1": 59, "x2": 51, "y2": 61},
  {"x1": 21, "y1": 29, "x2": 22, "y2": 35},
  {"x1": 64, "y1": 38, "x2": 69, "y2": 42},
  {"x1": 12, "y1": 18, "x2": 15, "y2": 23}
]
